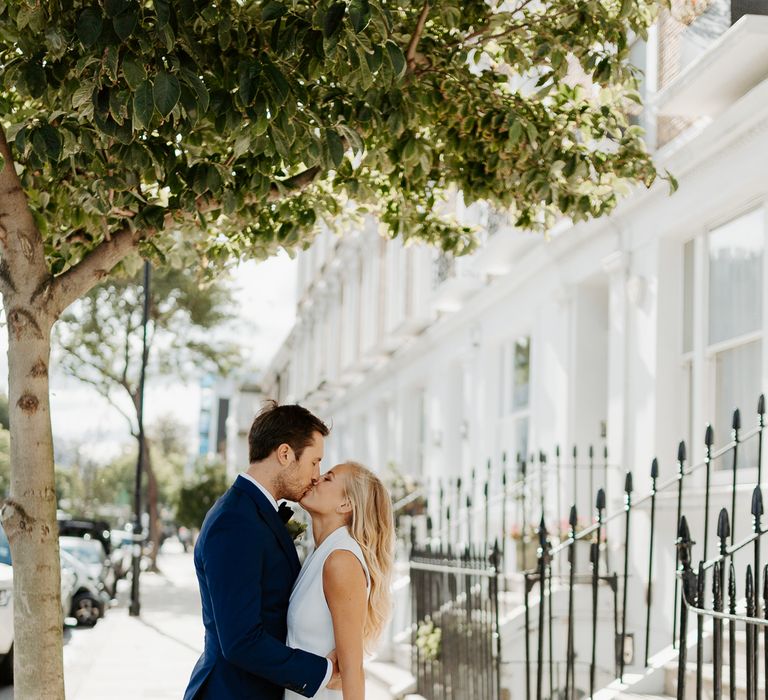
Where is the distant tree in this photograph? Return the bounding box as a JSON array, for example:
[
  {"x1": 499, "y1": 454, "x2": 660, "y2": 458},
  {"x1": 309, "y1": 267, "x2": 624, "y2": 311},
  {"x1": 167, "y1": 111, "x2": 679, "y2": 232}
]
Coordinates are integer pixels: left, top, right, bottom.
[
  {"x1": 0, "y1": 394, "x2": 8, "y2": 430},
  {"x1": 176, "y1": 460, "x2": 228, "y2": 531},
  {"x1": 55, "y1": 271, "x2": 238, "y2": 569}
]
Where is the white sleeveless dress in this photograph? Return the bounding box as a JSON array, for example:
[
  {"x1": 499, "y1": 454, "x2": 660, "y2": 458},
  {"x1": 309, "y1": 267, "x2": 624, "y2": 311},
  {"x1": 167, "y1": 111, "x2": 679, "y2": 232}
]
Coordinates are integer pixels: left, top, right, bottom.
[{"x1": 285, "y1": 526, "x2": 370, "y2": 700}]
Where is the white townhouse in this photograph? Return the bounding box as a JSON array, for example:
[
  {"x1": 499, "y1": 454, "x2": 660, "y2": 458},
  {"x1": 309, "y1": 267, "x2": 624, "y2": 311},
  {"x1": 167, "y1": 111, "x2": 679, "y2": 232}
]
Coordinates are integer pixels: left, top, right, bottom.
[{"x1": 247, "y1": 3, "x2": 768, "y2": 696}]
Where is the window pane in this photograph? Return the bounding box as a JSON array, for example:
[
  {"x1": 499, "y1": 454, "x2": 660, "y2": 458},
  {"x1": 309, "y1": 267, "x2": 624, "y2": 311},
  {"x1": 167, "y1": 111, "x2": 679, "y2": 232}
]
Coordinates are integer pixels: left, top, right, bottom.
[
  {"x1": 499, "y1": 343, "x2": 507, "y2": 417},
  {"x1": 515, "y1": 416, "x2": 529, "y2": 476},
  {"x1": 683, "y1": 240, "x2": 694, "y2": 353},
  {"x1": 512, "y1": 337, "x2": 530, "y2": 410},
  {"x1": 708, "y1": 209, "x2": 764, "y2": 345},
  {"x1": 715, "y1": 340, "x2": 763, "y2": 469}
]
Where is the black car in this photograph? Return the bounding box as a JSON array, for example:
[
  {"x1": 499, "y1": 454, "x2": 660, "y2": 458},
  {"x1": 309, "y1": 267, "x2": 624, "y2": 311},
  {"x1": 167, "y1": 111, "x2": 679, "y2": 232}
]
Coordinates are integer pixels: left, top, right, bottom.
[{"x1": 57, "y1": 518, "x2": 112, "y2": 556}]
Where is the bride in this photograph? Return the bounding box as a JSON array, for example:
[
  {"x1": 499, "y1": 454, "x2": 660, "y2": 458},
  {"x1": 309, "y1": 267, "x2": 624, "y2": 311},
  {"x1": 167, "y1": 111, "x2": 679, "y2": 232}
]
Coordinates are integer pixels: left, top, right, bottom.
[{"x1": 285, "y1": 461, "x2": 395, "y2": 699}]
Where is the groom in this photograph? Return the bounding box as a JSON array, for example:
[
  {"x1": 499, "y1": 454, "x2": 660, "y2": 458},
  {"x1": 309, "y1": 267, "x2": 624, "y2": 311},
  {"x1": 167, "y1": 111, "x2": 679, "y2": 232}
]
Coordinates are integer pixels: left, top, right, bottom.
[{"x1": 184, "y1": 401, "x2": 339, "y2": 699}]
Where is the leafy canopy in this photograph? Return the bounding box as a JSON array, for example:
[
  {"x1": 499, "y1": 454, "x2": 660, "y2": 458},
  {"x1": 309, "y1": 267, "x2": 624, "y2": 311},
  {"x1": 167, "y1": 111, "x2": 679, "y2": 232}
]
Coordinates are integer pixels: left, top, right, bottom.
[{"x1": 1, "y1": 0, "x2": 662, "y2": 274}]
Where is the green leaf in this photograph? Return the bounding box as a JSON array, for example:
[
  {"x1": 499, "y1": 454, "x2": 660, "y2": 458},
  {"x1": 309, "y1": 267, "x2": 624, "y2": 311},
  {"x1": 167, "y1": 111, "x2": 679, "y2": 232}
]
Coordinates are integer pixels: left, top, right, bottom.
[
  {"x1": 348, "y1": 0, "x2": 370, "y2": 33},
  {"x1": 76, "y1": 8, "x2": 103, "y2": 47},
  {"x1": 619, "y1": 0, "x2": 634, "y2": 18},
  {"x1": 153, "y1": 71, "x2": 181, "y2": 118},
  {"x1": 154, "y1": 0, "x2": 170, "y2": 26},
  {"x1": 385, "y1": 40, "x2": 406, "y2": 78},
  {"x1": 327, "y1": 129, "x2": 345, "y2": 167},
  {"x1": 104, "y1": 0, "x2": 131, "y2": 17},
  {"x1": 113, "y1": 6, "x2": 138, "y2": 41},
  {"x1": 261, "y1": 1, "x2": 286, "y2": 21},
  {"x1": 105, "y1": 45, "x2": 120, "y2": 81},
  {"x1": 133, "y1": 80, "x2": 154, "y2": 129},
  {"x1": 264, "y1": 63, "x2": 290, "y2": 105},
  {"x1": 122, "y1": 56, "x2": 147, "y2": 90},
  {"x1": 180, "y1": 69, "x2": 209, "y2": 114},
  {"x1": 72, "y1": 82, "x2": 95, "y2": 109},
  {"x1": 323, "y1": 2, "x2": 346, "y2": 38},
  {"x1": 32, "y1": 124, "x2": 63, "y2": 162}
]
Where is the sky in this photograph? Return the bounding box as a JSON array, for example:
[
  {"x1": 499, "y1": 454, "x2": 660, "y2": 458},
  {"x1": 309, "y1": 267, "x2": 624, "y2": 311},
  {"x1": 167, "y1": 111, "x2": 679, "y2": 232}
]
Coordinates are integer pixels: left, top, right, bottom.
[{"x1": 0, "y1": 252, "x2": 298, "y2": 463}]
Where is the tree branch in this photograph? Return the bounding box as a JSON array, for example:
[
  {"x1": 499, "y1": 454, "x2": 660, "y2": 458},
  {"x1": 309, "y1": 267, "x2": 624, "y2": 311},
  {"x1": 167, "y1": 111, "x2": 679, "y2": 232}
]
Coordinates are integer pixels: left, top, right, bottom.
[
  {"x1": 49, "y1": 226, "x2": 143, "y2": 316},
  {"x1": 195, "y1": 164, "x2": 325, "y2": 215},
  {"x1": 0, "y1": 125, "x2": 48, "y2": 298},
  {"x1": 406, "y1": 2, "x2": 431, "y2": 70}
]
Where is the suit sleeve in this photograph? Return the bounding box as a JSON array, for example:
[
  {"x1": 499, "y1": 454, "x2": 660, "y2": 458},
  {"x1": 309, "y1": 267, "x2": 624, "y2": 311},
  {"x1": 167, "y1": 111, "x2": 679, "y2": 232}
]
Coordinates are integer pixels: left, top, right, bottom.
[{"x1": 203, "y1": 509, "x2": 329, "y2": 698}]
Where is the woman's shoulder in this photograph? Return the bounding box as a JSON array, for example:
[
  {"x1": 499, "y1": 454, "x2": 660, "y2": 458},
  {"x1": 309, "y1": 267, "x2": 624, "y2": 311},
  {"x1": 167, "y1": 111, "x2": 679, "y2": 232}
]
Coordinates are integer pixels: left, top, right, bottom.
[{"x1": 323, "y1": 529, "x2": 370, "y2": 587}]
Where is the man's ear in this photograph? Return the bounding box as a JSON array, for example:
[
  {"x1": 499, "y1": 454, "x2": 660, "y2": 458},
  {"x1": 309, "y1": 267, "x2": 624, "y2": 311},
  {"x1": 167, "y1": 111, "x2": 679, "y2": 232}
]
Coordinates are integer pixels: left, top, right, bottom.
[{"x1": 276, "y1": 443, "x2": 293, "y2": 466}]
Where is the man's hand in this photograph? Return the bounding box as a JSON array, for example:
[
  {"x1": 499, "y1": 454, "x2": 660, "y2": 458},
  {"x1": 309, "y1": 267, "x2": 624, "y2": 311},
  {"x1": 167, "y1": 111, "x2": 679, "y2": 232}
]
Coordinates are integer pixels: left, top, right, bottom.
[{"x1": 326, "y1": 649, "x2": 342, "y2": 691}]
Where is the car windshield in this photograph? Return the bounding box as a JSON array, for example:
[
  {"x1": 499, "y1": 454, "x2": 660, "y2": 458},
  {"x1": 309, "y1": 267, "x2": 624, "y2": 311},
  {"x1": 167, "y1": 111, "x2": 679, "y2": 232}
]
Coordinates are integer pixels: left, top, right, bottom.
[
  {"x1": 60, "y1": 539, "x2": 103, "y2": 565},
  {"x1": 0, "y1": 524, "x2": 9, "y2": 565}
]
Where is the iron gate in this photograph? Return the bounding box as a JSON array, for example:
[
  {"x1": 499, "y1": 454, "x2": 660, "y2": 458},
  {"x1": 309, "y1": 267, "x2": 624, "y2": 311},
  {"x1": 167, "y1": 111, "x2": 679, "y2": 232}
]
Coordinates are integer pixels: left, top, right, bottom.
[{"x1": 410, "y1": 543, "x2": 501, "y2": 700}]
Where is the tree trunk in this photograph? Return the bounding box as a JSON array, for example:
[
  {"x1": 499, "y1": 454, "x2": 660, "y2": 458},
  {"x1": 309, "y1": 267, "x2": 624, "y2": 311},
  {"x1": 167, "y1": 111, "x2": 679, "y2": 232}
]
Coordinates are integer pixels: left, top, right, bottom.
[
  {"x1": 0, "y1": 127, "x2": 66, "y2": 699},
  {"x1": 143, "y1": 440, "x2": 162, "y2": 572},
  {"x1": 0, "y1": 310, "x2": 65, "y2": 698}
]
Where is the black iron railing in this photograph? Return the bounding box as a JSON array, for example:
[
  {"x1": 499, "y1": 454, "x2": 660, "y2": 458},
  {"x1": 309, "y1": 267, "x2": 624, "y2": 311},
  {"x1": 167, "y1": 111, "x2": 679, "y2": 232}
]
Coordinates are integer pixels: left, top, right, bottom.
[
  {"x1": 410, "y1": 543, "x2": 502, "y2": 700},
  {"x1": 676, "y1": 489, "x2": 768, "y2": 700},
  {"x1": 411, "y1": 393, "x2": 766, "y2": 699}
]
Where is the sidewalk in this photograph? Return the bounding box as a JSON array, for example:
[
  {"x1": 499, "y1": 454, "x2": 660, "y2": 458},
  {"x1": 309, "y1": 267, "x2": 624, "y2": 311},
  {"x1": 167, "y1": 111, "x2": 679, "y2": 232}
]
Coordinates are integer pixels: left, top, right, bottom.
[{"x1": 1, "y1": 540, "x2": 394, "y2": 698}]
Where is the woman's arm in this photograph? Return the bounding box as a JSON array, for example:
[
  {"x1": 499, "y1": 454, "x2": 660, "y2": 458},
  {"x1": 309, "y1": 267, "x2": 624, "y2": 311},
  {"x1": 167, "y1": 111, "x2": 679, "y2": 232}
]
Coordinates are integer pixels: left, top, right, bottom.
[{"x1": 324, "y1": 550, "x2": 368, "y2": 699}]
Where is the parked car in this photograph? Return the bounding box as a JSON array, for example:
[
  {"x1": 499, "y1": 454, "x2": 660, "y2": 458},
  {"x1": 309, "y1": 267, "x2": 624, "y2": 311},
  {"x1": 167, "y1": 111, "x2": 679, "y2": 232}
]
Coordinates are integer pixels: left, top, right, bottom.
[
  {"x1": 0, "y1": 525, "x2": 12, "y2": 685},
  {"x1": 59, "y1": 536, "x2": 116, "y2": 598},
  {"x1": 59, "y1": 561, "x2": 77, "y2": 623},
  {"x1": 57, "y1": 518, "x2": 111, "y2": 556},
  {"x1": 110, "y1": 528, "x2": 134, "y2": 580},
  {"x1": 59, "y1": 550, "x2": 107, "y2": 627}
]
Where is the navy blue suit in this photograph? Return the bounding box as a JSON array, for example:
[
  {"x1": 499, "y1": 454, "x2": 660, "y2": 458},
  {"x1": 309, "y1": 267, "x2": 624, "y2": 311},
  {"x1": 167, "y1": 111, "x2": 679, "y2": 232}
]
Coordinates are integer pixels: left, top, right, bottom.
[{"x1": 184, "y1": 476, "x2": 328, "y2": 699}]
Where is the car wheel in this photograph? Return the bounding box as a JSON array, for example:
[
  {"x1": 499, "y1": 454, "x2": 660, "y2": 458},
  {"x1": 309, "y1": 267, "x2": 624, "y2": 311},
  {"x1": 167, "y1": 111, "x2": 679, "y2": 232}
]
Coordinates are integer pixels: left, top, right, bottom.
[
  {"x1": 0, "y1": 645, "x2": 13, "y2": 685},
  {"x1": 71, "y1": 592, "x2": 103, "y2": 627}
]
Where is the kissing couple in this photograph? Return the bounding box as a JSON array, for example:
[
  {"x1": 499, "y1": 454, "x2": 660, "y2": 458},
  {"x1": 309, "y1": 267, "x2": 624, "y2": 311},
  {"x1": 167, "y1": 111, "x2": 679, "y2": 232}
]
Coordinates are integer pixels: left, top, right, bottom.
[{"x1": 184, "y1": 401, "x2": 395, "y2": 699}]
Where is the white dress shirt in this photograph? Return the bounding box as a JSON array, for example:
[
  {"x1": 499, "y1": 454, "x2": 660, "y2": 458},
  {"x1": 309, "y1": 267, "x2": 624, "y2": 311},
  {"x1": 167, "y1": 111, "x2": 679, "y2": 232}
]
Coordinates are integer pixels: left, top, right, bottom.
[{"x1": 238, "y1": 472, "x2": 333, "y2": 694}]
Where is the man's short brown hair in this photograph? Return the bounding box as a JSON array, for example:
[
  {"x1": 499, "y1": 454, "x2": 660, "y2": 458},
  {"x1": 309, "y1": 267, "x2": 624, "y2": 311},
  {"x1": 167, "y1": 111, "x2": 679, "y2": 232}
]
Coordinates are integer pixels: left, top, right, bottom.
[{"x1": 248, "y1": 401, "x2": 330, "y2": 463}]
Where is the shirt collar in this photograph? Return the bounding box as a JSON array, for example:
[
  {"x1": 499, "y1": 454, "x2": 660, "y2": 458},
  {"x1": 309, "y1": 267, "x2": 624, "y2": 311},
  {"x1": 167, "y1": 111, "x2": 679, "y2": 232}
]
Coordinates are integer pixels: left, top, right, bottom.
[{"x1": 239, "y1": 472, "x2": 279, "y2": 511}]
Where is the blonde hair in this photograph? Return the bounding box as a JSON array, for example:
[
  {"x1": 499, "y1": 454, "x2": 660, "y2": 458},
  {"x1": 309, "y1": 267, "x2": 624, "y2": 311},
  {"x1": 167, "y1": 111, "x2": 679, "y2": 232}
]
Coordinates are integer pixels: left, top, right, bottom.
[{"x1": 341, "y1": 461, "x2": 395, "y2": 650}]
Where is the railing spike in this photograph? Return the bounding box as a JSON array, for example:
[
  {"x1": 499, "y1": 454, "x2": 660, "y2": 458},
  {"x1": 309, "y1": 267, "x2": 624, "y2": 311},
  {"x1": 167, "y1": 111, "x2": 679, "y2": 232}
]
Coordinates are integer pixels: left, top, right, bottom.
[
  {"x1": 678, "y1": 515, "x2": 691, "y2": 541},
  {"x1": 572, "y1": 445, "x2": 577, "y2": 458},
  {"x1": 624, "y1": 471, "x2": 633, "y2": 495},
  {"x1": 705, "y1": 424, "x2": 714, "y2": 447},
  {"x1": 589, "y1": 445, "x2": 594, "y2": 458},
  {"x1": 677, "y1": 440, "x2": 686, "y2": 463},
  {"x1": 555, "y1": 444, "x2": 560, "y2": 458},
  {"x1": 752, "y1": 486, "x2": 764, "y2": 518},
  {"x1": 759, "y1": 394, "x2": 766, "y2": 417},
  {"x1": 596, "y1": 488, "x2": 606, "y2": 511},
  {"x1": 763, "y1": 563, "x2": 768, "y2": 602},
  {"x1": 569, "y1": 504, "x2": 578, "y2": 528},
  {"x1": 717, "y1": 508, "x2": 731, "y2": 540},
  {"x1": 650, "y1": 457, "x2": 659, "y2": 479},
  {"x1": 732, "y1": 408, "x2": 741, "y2": 431},
  {"x1": 729, "y1": 562, "x2": 736, "y2": 601}
]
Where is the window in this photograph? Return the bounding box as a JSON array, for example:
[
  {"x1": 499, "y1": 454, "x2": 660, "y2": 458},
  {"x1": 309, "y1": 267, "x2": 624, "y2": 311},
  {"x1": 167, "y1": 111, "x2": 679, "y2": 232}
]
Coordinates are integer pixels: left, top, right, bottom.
[
  {"x1": 500, "y1": 336, "x2": 531, "y2": 416},
  {"x1": 683, "y1": 208, "x2": 765, "y2": 469},
  {"x1": 499, "y1": 336, "x2": 531, "y2": 469}
]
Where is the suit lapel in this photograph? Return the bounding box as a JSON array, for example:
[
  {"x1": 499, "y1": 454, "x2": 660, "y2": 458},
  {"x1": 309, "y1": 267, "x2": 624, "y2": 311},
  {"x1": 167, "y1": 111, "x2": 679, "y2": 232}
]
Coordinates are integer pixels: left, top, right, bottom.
[{"x1": 233, "y1": 475, "x2": 301, "y2": 577}]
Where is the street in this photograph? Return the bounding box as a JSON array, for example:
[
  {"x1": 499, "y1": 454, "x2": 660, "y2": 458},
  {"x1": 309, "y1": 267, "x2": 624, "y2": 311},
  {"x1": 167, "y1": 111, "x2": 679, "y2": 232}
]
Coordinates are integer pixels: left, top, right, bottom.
[{"x1": 0, "y1": 540, "x2": 392, "y2": 699}]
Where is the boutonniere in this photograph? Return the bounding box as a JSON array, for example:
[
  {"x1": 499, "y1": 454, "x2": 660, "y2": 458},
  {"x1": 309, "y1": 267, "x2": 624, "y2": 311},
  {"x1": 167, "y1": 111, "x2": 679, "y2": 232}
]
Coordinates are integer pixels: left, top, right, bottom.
[
  {"x1": 278, "y1": 502, "x2": 308, "y2": 541},
  {"x1": 285, "y1": 519, "x2": 308, "y2": 542}
]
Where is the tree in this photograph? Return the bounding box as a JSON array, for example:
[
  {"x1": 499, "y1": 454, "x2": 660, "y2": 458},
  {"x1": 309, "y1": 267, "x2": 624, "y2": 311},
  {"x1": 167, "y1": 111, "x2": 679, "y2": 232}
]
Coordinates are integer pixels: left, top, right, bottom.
[
  {"x1": 0, "y1": 0, "x2": 664, "y2": 694},
  {"x1": 175, "y1": 459, "x2": 229, "y2": 531},
  {"x1": 55, "y1": 269, "x2": 238, "y2": 568}
]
